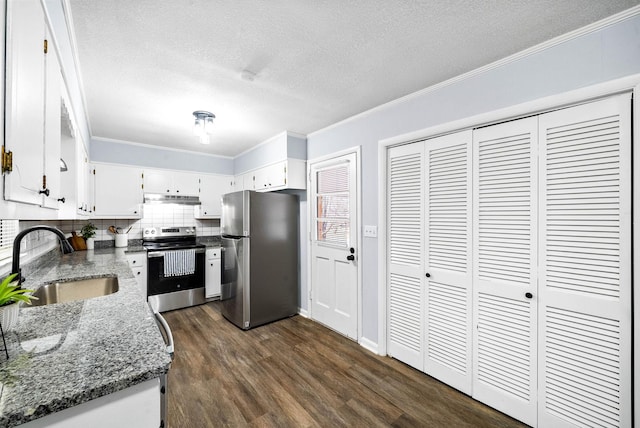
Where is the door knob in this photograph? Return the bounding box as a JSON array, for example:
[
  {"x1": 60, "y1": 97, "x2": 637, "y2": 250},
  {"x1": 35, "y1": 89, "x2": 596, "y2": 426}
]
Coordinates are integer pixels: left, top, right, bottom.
[
  {"x1": 425, "y1": 273, "x2": 431, "y2": 278},
  {"x1": 347, "y1": 255, "x2": 355, "y2": 261},
  {"x1": 525, "y1": 292, "x2": 533, "y2": 299}
]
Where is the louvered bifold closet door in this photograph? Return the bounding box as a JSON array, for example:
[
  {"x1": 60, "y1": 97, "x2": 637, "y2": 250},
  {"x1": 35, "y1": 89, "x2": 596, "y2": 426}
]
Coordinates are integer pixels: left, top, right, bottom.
[
  {"x1": 538, "y1": 94, "x2": 632, "y2": 428},
  {"x1": 472, "y1": 117, "x2": 538, "y2": 426},
  {"x1": 387, "y1": 143, "x2": 424, "y2": 370},
  {"x1": 424, "y1": 130, "x2": 473, "y2": 394}
]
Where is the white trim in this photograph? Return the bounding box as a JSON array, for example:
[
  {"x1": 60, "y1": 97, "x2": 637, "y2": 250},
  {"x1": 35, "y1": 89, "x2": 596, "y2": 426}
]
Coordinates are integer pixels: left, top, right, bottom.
[
  {"x1": 298, "y1": 308, "x2": 309, "y2": 318},
  {"x1": 377, "y1": 140, "x2": 388, "y2": 357},
  {"x1": 306, "y1": 146, "x2": 362, "y2": 342},
  {"x1": 633, "y1": 83, "x2": 640, "y2": 425},
  {"x1": 358, "y1": 336, "x2": 380, "y2": 355},
  {"x1": 309, "y1": 6, "x2": 640, "y2": 140},
  {"x1": 377, "y1": 75, "x2": 640, "y2": 377},
  {"x1": 92, "y1": 136, "x2": 234, "y2": 159}
]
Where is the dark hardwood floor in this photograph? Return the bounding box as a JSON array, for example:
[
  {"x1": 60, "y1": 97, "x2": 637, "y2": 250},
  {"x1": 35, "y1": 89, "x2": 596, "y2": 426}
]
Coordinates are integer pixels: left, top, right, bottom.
[{"x1": 163, "y1": 302, "x2": 527, "y2": 427}]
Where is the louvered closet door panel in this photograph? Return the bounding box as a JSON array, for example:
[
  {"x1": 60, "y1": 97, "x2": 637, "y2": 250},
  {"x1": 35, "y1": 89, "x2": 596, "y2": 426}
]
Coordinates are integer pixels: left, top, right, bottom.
[
  {"x1": 538, "y1": 94, "x2": 631, "y2": 428},
  {"x1": 424, "y1": 130, "x2": 473, "y2": 394},
  {"x1": 472, "y1": 117, "x2": 538, "y2": 426},
  {"x1": 387, "y1": 143, "x2": 424, "y2": 370}
]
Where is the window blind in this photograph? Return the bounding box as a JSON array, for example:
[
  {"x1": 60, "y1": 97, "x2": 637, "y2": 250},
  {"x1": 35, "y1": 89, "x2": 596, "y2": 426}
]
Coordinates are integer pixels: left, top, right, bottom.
[{"x1": 0, "y1": 220, "x2": 18, "y2": 262}]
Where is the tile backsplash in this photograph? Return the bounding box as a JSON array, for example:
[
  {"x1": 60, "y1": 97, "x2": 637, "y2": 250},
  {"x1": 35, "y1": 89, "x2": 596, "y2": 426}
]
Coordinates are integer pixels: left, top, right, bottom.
[{"x1": 12, "y1": 205, "x2": 220, "y2": 271}]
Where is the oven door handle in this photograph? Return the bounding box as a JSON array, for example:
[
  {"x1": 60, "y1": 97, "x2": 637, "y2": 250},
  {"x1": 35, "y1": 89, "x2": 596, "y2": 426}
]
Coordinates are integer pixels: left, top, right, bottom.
[
  {"x1": 148, "y1": 247, "x2": 205, "y2": 258},
  {"x1": 149, "y1": 304, "x2": 175, "y2": 358}
]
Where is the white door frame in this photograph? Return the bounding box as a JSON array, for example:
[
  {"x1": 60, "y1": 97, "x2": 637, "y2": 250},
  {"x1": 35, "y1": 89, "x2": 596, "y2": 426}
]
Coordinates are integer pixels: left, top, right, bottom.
[
  {"x1": 307, "y1": 146, "x2": 362, "y2": 342},
  {"x1": 377, "y1": 76, "x2": 640, "y2": 419}
]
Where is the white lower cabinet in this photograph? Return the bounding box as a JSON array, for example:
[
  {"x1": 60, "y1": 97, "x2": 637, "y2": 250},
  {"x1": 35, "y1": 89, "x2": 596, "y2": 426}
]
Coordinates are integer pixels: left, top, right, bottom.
[
  {"x1": 20, "y1": 378, "x2": 161, "y2": 428},
  {"x1": 386, "y1": 94, "x2": 632, "y2": 428},
  {"x1": 126, "y1": 252, "x2": 147, "y2": 298},
  {"x1": 205, "y1": 248, "x2": 221, "y2": 298}
]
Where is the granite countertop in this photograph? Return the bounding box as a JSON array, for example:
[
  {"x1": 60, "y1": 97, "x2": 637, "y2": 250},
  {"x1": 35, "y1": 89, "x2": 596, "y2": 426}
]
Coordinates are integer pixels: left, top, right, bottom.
[{"x1": 0, "y1": 248, "x2": 172, "y2": 427}]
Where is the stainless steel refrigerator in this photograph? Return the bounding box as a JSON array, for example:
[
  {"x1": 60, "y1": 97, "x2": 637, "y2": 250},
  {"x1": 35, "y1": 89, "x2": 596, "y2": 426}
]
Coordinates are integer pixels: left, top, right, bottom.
[{"x1": 220, "y1": 190, "x2": 299, "y2": 329}]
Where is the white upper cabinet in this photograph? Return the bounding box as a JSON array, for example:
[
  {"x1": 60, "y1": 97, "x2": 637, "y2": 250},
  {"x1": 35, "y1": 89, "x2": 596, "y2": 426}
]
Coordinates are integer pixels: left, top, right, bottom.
[
  {"x1": 93, "y1": 163, "x2": 143, "y2": 218},
  {"x1": 4, "y1": 0, "x2": 61, "y2": 209},
  {"x1": 144, "y1": 169, "x2": 199, "y2": 196},
  {"x1": 195, "y1": 175, "x2": 233, "y2": 219},
  {"x1": 41, "y1": 37, "x2": 62, "y2": 210},
  {"x1": 237, "y1": 159, "x2": 306, "y2": 193}
]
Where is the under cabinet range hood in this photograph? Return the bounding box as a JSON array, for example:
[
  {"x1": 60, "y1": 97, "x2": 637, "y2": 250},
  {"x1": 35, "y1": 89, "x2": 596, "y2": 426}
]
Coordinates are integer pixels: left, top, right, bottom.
[{"x1": 144, "y1": 193, "x2": 201, "y2": 205}]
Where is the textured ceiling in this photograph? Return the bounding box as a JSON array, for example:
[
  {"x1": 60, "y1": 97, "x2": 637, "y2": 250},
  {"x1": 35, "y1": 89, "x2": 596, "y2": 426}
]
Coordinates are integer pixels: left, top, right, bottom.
[{"x1": 68, "y1": 0, "x2": 639, "y2": 157}]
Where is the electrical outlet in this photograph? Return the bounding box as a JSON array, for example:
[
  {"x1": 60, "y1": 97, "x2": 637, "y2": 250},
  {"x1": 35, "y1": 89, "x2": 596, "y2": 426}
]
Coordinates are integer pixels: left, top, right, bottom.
[{"x1": 363, "y1": 225, "x2": 377, "y2": 238}]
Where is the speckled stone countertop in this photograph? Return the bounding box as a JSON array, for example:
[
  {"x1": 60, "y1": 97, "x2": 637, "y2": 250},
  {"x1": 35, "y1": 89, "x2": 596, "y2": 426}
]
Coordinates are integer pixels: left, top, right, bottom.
[{"x1": 0, "y1": 248, "x2": 172, "y2": 427}]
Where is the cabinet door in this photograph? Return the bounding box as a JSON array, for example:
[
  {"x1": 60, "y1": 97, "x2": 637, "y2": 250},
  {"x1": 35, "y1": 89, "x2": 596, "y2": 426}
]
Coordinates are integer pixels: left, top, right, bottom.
[
  {"x1": 242, "y1": 172, "x2": 255, "y2": 191},
  {"x1": 143, "y1": 170, "x2": 172, "y2": 194},
  {"x1": 423, "y1": 130, "x2": 473, "y2": 394},
  {"x1": 205, "y1": 249, "x2": 221, "y2": 298},
  {"x1": 173, "y1": 171, "x2": 199, "y2": 195},
  {"x1": 3, "y1": 0, "x2": 46, "y2": 206},
  {"x1": 78, "y1": 140, "x2": 91, "y2": 215},
  {"x1": 93, "y1": 164, "x2": 142, "y2": 218},
  {"x1": 538, "y1": 94, "x2": 631, "y2": 428},
  {"x1": 41, "y1": 33, "x2": 61, "y2": 210},
  {"x1": 268, "y1": 161, "x2": 287, "y2": 189},
  {"x1": 198, "y1": 175, "x2": 232, "y2": 217},
  {"x1": 472, "y1": 117, "x2": 538, "y2": 426},
  {"x1": 386, "y1": 143, "x2": 424, "y2": 370}
]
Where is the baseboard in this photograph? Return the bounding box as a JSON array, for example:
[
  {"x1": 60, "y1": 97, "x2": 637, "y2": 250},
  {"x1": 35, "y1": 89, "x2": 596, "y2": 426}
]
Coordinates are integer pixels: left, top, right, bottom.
[
  {"x1": 298, "y1": 308, "x2": 309, "y2": 318},
  {"x1": 359, "y1": 336, "x2": 381, "y2": 355}
]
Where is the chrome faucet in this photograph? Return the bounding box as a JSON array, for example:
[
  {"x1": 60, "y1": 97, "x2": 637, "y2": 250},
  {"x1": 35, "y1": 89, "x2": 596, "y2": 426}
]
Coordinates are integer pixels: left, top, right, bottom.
[{"x1": 11, "y1": 225, "x2": 74, "y2": 285}]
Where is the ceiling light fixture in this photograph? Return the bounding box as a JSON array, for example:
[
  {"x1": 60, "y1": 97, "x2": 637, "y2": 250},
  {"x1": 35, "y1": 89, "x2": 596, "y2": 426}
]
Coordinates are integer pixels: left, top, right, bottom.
[{"x1": 193, "y1": 110, "x2": 215, "y2": 144}]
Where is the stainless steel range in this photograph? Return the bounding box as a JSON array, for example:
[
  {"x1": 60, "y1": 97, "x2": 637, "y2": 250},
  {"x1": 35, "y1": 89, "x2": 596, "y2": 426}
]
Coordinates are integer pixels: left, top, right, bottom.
[{"x1": 143, "y1": 226, "x2": 206, "y2": 312}]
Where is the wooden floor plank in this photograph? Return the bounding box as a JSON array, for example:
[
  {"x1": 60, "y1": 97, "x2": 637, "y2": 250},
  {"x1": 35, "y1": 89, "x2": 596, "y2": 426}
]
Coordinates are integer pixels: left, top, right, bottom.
[{"x1": 164, "y1": 302, "x2": 527, "y2": 427}]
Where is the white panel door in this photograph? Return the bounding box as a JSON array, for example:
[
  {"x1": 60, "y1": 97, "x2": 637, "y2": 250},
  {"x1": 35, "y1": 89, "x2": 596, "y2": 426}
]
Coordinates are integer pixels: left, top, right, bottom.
[
  {"x1": 472, "y1": 117, "x2": 538, "y2": 426},
  {"x1": 386, "y1": 143, "x2": 424, "y2": 370},
  {"x1": 538, "y1": 94, "x2": 632, "y2": 428},
  {"x1": 310, "y1": 152, "x2": 358, "y2": 339},
  {"x1": 41, "y1": 33, "x2": 61, "y2": 210},
  {"x1": 424, "y1": 130, "x2": 473, "y2": 394},
  {"x1": 4, "y1": 0, "x2": 46, "y2": 205}
]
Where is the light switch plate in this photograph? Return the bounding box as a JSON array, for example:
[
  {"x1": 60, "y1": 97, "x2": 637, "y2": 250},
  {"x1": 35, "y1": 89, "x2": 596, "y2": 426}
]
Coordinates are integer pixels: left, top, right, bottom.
[{"x1": 363, "y1": 225, "x2": 377, "y2": 238}]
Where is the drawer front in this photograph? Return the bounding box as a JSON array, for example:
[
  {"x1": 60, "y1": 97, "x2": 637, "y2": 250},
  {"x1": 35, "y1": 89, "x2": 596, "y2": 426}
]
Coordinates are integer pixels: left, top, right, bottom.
[
  {"x1": 206, "y1": 248, "x2": 221, "y2": 259},
  {"x1": 127, "y1": 253, "x2": 147, "y2": 268}
]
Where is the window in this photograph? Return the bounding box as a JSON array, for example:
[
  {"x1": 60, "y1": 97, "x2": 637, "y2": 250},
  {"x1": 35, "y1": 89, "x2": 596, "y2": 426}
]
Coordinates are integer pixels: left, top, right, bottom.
[
  {"x1": 0, "y1": 220, "x2": 18, "y2": 262},
  {"x1": 315, "y1": 164, "x2": 350, "y2": 246}
]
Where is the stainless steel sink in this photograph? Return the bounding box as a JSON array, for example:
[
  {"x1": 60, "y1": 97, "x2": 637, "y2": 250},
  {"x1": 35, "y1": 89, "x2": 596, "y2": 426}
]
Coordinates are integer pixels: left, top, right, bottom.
[{"x1": 29, "y1": 276, "x2": 119, "y2": 307}]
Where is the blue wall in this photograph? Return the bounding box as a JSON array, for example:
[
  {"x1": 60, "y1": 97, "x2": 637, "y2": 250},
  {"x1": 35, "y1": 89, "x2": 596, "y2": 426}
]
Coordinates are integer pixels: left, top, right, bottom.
[
  {"x1": 307, "y1": 13, "x2": 640, "y2": 344},
  {"x1": 91, "y1": 138, "x2": 234, "y2": 174}
]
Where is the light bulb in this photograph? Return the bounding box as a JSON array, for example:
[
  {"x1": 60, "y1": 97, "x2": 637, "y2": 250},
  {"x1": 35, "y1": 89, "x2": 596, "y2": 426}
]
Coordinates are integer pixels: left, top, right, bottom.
[
  {"x1": 204, "y1": 116, "x2": 214, "y2": 134},
  {"x1": 193, "y1": 118, "x2": 203, "y2": 136}
]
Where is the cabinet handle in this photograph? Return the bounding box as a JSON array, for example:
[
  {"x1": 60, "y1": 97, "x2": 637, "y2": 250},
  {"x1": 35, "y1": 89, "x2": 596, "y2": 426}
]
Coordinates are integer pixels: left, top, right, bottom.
[
  {"x1": 57, "y1": 197, "x2": 66, "y2": 203},
  {"x1": 39, "y1": 188, "x2": 50, "y2": 196}
]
